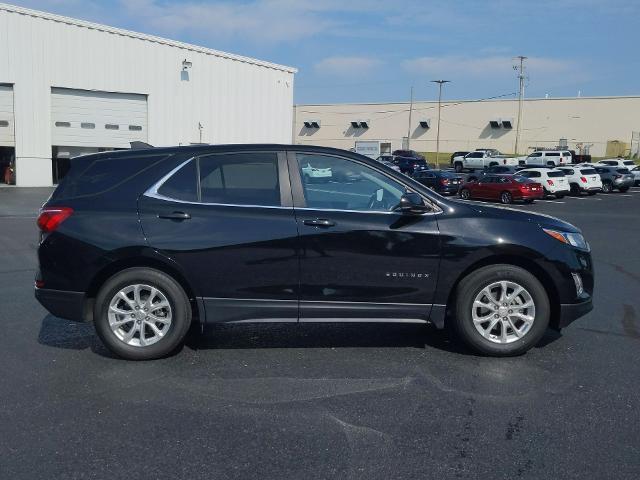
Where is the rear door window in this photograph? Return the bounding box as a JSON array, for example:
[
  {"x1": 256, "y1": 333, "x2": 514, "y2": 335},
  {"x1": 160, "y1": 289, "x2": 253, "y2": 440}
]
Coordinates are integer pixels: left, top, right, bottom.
[{"x1": 199, "y1": 152, "x2": 281, "y2": 206}]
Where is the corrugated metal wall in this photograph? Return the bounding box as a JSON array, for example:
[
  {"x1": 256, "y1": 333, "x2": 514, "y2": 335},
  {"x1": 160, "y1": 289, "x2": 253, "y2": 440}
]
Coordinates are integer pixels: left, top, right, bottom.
[{"x1": 0, "y1": 4, "x2": 295, "y2": 186}]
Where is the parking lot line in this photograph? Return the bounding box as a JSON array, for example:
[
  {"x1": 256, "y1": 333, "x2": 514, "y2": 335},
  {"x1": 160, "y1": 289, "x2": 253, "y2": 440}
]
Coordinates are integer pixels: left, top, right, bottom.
[
  {"x1": 537, "y1": 199, "x2": 565, "y2": 204},
  {"x1": 565, "y1": 196, "x2": 602, "y2": 201}
]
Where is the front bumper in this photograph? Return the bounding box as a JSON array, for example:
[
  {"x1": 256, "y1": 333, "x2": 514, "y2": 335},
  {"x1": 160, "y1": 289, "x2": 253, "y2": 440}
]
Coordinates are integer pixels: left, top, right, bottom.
[
  {"x1": 35, "y1": 287, "x2": 86, "y2": 322},
  {"x1": 557, "y1": 298, "x2": 593, "y2": 329}
]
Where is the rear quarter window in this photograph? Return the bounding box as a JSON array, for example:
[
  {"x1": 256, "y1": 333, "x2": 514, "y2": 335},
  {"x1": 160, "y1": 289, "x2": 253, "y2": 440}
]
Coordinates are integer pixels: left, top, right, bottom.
[
  {"x1": 547, "y1": 171, "x2": 565, "y2": 178},
  {"x1": 617, "y1": 169, "x2": 630, "y2": 174},
  {"x1": 580, "y1": 168, "x2": 597, "y2": 175},
  {"x1": 53, "y1": 154, "x2": 171, "y2": 199}
]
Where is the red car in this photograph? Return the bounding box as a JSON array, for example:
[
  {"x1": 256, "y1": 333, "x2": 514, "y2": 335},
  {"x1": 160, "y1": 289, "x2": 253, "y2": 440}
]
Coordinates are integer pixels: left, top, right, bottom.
[{"x1": 459, "y1": 174, "x2": 543, "y2": 204}]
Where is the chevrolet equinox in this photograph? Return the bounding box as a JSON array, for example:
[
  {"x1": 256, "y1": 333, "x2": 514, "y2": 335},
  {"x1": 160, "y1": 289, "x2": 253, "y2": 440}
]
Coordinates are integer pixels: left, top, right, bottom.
[{"x1": 35, "y1": 145, "x2": 593, "y2": 360}]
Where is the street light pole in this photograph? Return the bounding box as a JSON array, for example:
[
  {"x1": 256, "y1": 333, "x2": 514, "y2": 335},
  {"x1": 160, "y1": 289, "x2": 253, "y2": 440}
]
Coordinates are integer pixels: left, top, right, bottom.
[
  {"x1": 514, "y1": 56, "x2": 527, "y2": 155},
  {"x1": 431, "y1": 80, "x2": 450, "y2": 168},
  {"x1": 406, "y1": 86, "x2": 414, "y2": 150}
]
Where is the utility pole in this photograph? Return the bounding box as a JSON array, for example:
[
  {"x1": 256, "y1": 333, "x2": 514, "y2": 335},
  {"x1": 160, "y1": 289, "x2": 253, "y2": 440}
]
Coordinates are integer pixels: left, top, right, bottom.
[
  {"x1": 431, "y1": 80, "x2": 450, "y2": 168},
  {"x1": 514, "y1": 56, "x2": 527, "y2": 155},
  {"x1": 406, "y1": 86, "x2": 414, "y2": 150}
]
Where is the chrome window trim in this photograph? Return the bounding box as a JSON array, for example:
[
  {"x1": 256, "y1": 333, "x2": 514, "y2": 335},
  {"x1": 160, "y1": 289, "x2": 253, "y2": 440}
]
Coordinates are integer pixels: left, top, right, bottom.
[{"x1": 144, "y1": 155, "x2": 442, "y2": 215}]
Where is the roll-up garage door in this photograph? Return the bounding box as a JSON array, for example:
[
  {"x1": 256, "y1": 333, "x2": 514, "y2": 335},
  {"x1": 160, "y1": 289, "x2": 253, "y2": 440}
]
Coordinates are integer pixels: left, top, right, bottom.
[
  {"x1": 0, "y1": 85, "x2": 15, "y2": 147},
  {"x1": 51, "y1": 88, "x2": 148, "y2": 148}
]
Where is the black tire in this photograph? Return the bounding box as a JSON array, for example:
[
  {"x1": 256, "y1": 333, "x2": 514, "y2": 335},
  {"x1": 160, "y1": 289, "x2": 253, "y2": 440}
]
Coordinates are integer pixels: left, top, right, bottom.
[
  {"x1": 451, "y1": 264, "x2": 550, "y2": 356},
  {"x1": 454, "y1": 162, "x2": 463, "y2": 173},
  {"x1": 500, "y1": 191, "x2": 512, "y2": 204},
  {"x1": 94, "y1": 268, "x2": 192, "y2": 360},
  {"x1": 460, "y1": 188, "x2": 471, "y2": 200},
  {"x1": 602, "y1": 180, "x2": 613, "y2": 193},
  {"x1": 619, "y1": 186, "x2": 629, "y2": 193},
  {"x1": 569, "y1": 183, "x2": 580, "y2": 195}
]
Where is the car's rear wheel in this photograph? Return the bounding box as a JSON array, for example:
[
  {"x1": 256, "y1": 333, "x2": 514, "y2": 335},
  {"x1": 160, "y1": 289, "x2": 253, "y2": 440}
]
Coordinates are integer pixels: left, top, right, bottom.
[
  {"x1": 460, "y1": 188, "x2": 471, "y2": 200},
  {"x1": 602, "y1": 180, "x2": 613, "y2": 193},
  {"x1": 94, "y1": 268, "x2": 192, "y2": 360},
  {"x1": 500, "y1": 191, "x2": 512, "y2": 204},
  {"x1": 570, "y1": 184, "x2": 580, "y2": 195},
  {"x1": 454, "y1": 162, "x2": 463, "y2": 173},
  {"x1": 451, "y1": 264, "x2": 550, "y2": 356}
]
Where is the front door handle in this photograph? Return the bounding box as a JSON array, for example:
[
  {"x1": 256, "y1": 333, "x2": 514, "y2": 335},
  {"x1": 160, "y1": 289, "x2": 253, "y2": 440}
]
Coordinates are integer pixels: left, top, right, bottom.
[
  {"x1": 158, "y1": 211, "x2": 191, "y2": 221},
  {"x1": 303, "y1": 218, "x2": 335, "y2": 228}
]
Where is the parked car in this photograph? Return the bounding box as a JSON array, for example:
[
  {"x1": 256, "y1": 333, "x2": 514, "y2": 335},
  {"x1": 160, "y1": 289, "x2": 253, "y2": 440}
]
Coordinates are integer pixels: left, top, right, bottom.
[
  {"x1": 519, "y1": 150, "x2": 571, "y2": 167},
  {"x1": 467, "y1": 165, "x2": 523, "y2": 182},
  {"x1": 450, "y1": 151, "x2": 470, "y2": 164},
  {"x1": 475, "y1": 148, "x2": 502, "y2": 157},
  {"x1": 393, "y1": 156, "x2": 429, "y2": 175},
  {"x1": 594, "y1": 165, "x2": 635, "y2": 193},
  {"x1": 458, "y1": 174, "x2": 544, "y2": 204},
  {"x1": 517, "y1": 168, "x2": 570, "y2": 198},
  {"x1": 301, "y1": 162, "x2": 332, "y2": 183},
  {"x1": 35, "y1": 144, "x2": 593, "y2": 359},
  {"x1": 595, "y1": 158, "x2": 637, "y2": 170},
  {"x1": 630, "y1": 165, "x2": 640, "y2": 186},
  {"x1": 392, "y1": 149, "x2": 425, "y2": 160},
  {"x1": 452, "y1": 151, "x2": 519, "y2": 173},
  {"x1": 556, "y1": 166, "x2": 602, "y2": 195},
  {"x1": 375, "y1": 155, "x2": 401, "y2": 172},
  {"x1": 413, "y1": 170, "x2": 463, "y2": 195}
]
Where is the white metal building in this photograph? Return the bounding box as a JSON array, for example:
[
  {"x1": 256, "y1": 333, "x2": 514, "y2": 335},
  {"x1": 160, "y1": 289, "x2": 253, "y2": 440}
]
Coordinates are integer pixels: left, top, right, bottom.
[
  {"x1": 0, "y1": 3, "x2": 296, "y2": 187},
  {"x1": 295, "y1": 96, "x2": 640, "y2": 159}
]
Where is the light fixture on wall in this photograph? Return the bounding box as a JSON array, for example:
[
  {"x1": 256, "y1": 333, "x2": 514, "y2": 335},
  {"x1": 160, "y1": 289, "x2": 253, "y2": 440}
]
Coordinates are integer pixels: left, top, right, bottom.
[
  {"x1": 182, "y1": 59, "x2": 193, "y2": 71},
  {"x1": 489, "y1": 119, "x2": 501, "y2": 129},
  {"x1": 419, "y1": 119, "x2": 431, "y2": 129},
  {"x1": 303, "y1": 120, "x2": 320, "y2": 128},
  {"x1": 501, "y1": 118, "x2": 514, "y2": 129}
]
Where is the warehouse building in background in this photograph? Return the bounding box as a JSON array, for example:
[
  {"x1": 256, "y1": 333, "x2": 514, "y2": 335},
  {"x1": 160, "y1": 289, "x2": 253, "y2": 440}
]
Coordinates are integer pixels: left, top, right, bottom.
[
  {"x1": 0, "y1": 3, "x2": 296, "y2": 187},
  {"x1": 295, "y1": 96, "x2": 640, "y2": 159}
]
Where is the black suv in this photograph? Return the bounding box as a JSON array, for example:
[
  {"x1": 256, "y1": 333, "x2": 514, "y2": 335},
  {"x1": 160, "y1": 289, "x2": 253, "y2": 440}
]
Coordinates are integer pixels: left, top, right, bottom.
[{"x1": 36, "y1": 145, "x2": 593, "y2": 360}]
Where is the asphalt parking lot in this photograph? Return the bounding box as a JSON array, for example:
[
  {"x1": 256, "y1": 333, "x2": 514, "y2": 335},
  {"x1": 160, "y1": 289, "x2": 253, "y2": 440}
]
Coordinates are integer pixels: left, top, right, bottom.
[{"x1": 1, "y1": 185, "x2": 639, "y2": 480}]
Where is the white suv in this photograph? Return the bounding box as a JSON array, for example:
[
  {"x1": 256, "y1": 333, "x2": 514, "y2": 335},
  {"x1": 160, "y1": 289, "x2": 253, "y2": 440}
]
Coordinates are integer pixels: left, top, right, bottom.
[
  {"x1": 595, "y1": 158, "x2": 637, "y2": 170},
  {"x1": 521, "y1": 150, "x2": 571, "y2": 167},
  {"x1": 517, "y1": 168, "x2": 570, "y2": 198},
  {"x1": 557, "y1": 166, "x2": 603, "y2": 195}
]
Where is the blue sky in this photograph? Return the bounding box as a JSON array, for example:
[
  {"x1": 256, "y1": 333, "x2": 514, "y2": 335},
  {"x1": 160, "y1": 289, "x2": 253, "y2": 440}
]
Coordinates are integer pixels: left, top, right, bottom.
[{"x1": 12, "y1": 0, "x2": 640, "y2": 104}]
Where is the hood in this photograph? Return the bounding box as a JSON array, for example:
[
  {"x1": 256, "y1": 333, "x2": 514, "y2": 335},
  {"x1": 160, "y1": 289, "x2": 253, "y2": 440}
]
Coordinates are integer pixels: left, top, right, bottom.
[{"x1": 456, "y1": 201, "x2": 581, "y2": 233}]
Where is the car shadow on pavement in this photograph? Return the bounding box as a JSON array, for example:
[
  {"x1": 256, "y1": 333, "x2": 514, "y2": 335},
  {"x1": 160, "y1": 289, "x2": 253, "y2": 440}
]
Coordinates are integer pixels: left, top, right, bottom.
[
  {"x1": 185, "y1": 322, "x2": 475, "y2": 355},
  {"x1": 37, "y1": 314, "x2": 117, "y2": 358},
  {"x1": 38, "y1": 315, "x2": 563, "y2": 357}
]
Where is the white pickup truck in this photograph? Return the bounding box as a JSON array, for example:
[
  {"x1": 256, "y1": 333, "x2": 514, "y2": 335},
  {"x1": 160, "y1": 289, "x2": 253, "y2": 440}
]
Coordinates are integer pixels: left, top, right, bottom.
[
  {"x1": 452, "y1": 150, "x2": 519, "y2": 173},
  {"x1": 516, "y1": 150, "x2": 572, "y2": 167}
]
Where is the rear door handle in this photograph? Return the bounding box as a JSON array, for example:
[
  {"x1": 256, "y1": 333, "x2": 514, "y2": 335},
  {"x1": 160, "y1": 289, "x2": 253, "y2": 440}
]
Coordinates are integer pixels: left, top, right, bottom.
[
  {"x1": 303, "y1": 218, "x2": 335, "y2": 228},
  {"x1": 158, "y1": 211, "x2": 191, "y2": 220}
]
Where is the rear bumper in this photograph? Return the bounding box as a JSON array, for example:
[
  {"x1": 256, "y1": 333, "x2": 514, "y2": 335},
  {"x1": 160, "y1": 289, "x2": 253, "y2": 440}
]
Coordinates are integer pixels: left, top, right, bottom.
[
  {"x1": 35, "y1": 287, "x2": 86, "y2": 322},
  {"x1": 557, "y1": 298, "x2": 593, "y2": 329}
]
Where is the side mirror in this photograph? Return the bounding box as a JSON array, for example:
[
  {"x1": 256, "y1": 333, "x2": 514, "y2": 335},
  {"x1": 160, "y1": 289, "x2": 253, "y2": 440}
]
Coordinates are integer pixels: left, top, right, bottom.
[{"x1": 393, "y1": 192, "x2": 431, "y2": 215}]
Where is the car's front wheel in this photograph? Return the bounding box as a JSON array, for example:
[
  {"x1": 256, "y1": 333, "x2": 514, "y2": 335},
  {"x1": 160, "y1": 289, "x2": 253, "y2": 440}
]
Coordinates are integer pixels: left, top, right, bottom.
[
  {"x1": 94, "y1": 268, "x2": 192, "y2": 360},
  {"x1": 602, "y1": 180, "x2": 613, "y2": 193},
  {"x1": 500, "y1": 191, "x2": 513, "y2": 204},
  {"x1": 460, "y1": 188, "x2": 471, "y2": 200},
  {"x1": 451, "y1": 264, "x2": 550, "y2": 356}
]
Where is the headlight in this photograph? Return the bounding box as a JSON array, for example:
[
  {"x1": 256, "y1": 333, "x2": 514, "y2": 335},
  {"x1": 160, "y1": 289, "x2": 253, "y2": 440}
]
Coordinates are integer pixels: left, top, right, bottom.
[{"x1": 543, "y1": 228, "x2": 589, "y2": 250}]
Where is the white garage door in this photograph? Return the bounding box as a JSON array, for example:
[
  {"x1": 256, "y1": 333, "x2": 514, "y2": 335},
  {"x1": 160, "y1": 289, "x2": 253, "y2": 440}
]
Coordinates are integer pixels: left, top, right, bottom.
[
  {"x1": 0, "y1": 85, "x2": 15, "y2": 147},
  {"x1": 51, "y1": 88, "x2": 148, "y2": 148}
]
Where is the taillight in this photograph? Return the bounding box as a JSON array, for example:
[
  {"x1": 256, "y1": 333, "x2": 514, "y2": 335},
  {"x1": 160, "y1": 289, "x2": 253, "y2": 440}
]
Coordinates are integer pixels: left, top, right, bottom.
[
  {"x1": 547, "y1": 179, "x2": 554, "y2": 186},
  {"x1": 580, "y1": 177, "x2": 587, "y2": 183},
  {"x1": 37, "y1": 207, "x2": 73, "y2": 233}
]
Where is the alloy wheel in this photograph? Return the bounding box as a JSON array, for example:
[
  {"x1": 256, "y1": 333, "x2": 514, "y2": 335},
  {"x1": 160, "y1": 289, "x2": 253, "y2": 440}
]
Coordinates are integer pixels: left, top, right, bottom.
[
  {"x1": 107, "y1": 284, "x2": 173, "y2": 347},
  {"x1": 471, "y1": 280, "x2": 536, "y2": 344},
  {"x1": 501, "y1": 192, "x2": 512, "y2": 204}
]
